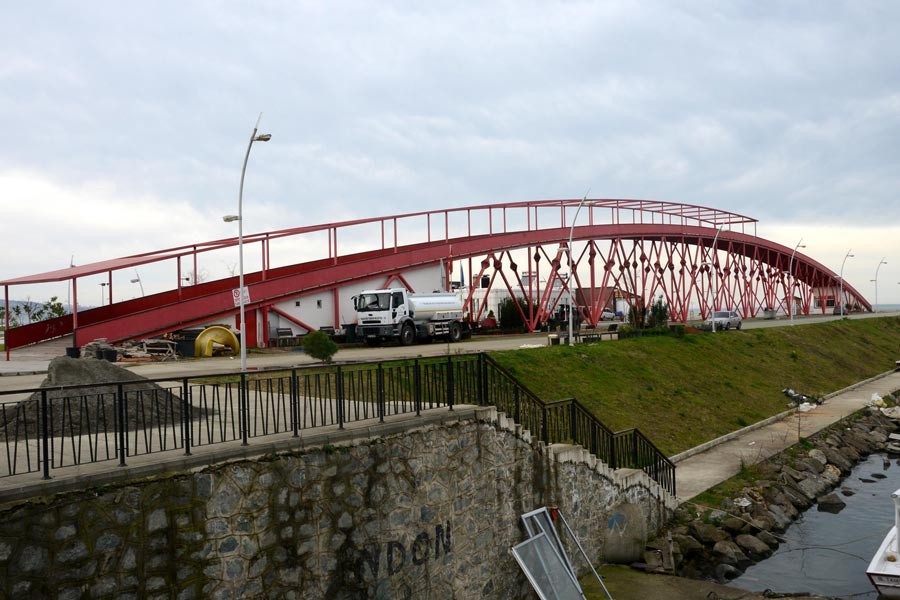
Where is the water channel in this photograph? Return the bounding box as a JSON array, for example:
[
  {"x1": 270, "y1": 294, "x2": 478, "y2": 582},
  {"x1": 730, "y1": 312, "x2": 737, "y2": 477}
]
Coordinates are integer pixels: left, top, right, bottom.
[{"x1": 732, "y1": 452, "x2": 898, "y2": 598}]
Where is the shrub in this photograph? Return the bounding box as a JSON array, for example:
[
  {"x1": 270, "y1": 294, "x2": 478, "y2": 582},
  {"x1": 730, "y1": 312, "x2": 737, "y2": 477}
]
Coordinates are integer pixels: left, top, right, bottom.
[
  {"x1": 302, "y1": 330, "x2": 338, "y2": 363},
  {"x1": 498, "y1": 296, "x2": 530, "y2": 330},
  {"x1": 647, "y1": 296, "x2": 670, "y2": 328},
  {"x1": 627, "y1": 302, "x2": 647, "y2": 329}
]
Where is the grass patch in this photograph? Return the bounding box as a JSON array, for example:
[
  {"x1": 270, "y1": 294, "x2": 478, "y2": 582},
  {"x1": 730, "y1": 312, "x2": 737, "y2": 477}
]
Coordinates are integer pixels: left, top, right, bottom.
[
  {"x1": 490, "y1": 316, "x2": 900, "y2": 455},
  {"x1": 690, "y1": 460, "x2": 765, "y2": 510}
]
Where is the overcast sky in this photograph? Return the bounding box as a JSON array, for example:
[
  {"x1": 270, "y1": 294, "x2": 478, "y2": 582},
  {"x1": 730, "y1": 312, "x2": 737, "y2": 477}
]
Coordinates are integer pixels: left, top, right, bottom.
[{"x1": 3, "y1": 1, "x2": 899, "y2": 303}]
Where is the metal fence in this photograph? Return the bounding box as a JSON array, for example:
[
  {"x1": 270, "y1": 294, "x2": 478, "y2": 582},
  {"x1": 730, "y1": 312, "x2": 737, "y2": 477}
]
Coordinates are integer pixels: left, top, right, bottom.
[
  {"x1": 480, "y1": 355, "x2": 675, "y2": 495},
  {"x1": 0, "y1": 353, "x2": 674, "y2": 495}
]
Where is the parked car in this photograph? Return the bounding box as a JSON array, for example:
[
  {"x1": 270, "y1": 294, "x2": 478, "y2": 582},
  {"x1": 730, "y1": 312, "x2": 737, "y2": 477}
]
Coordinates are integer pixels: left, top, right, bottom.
[
  {"x1": 600, "y1": 308, "x2": 616, "y2": 321},
  {"x1": 707, "y1": 310, "x2": 742, "y2": 330},
  {"x1": 833, "y1": 305, "x2": 849, "y2": 316}
]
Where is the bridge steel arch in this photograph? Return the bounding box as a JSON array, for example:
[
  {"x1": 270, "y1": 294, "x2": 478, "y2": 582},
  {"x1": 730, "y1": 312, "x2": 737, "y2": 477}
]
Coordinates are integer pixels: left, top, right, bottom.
[{"x1": 2, "y1": 199, "x2": 870, "y2": 355}]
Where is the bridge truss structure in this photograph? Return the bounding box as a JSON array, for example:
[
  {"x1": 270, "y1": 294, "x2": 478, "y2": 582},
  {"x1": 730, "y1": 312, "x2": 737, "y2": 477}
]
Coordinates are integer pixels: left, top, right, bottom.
[{"x1": 2, "y1": 198, "x2": 870, "y2": 356}]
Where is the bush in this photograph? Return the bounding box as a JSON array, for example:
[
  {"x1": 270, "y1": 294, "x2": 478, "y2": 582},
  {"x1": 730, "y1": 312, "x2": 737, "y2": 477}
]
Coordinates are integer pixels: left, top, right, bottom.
[
  {"x1": 302, "y1": 330, "x2": 338, "y2": 363},
  {"x1": 498, "y1": 296, "x2": 530, "y2": 330},
  {"x1": 627, "y1": 303, "x2": 647, "y2": 329},
  {"x1": 647, "y1": 296, "x2": 670, "y2": 328}
]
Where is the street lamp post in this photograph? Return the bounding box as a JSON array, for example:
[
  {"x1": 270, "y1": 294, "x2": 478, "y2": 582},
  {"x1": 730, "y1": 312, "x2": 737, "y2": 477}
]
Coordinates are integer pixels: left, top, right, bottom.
[
  {"x1": 130, "y1": 270, "x2": 144, "y2": 297},
  {"x1": 224, "y1": 113, "x2": 272, "y2": 372},
  {"x1": 704, "y1": 227, "x2": 723, "y2": 333},
  {"x1": 99, "y1": 282, "x2": 109, "y2": 306},
  {"x1": 838, "y1": 249, "x2": 854, "y2": 316},
  {"x1": 67, "y1": 255, "x2": 75, "y2": 311},
  {"x1": 872, "y1": 258, "x2": 887, "y2": 313},
  {"x1": 567, "y1": 194, "x2": 590, "y2": 346},
  {"x1": 788, "y1": 239, "x2": 805, "y2": 325}
]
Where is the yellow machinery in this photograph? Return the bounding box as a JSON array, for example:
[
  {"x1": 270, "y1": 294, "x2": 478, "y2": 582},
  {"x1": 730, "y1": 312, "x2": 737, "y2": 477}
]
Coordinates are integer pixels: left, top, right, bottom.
[{"x1": 194, "y1": 325, "x2": 240, "y2": 358}]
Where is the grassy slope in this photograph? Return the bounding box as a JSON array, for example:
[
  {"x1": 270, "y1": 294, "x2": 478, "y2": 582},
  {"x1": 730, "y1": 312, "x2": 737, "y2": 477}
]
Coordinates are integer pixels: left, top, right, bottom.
[{"x1": 490, "y1": 317, "x2": 900, "y2": 456}]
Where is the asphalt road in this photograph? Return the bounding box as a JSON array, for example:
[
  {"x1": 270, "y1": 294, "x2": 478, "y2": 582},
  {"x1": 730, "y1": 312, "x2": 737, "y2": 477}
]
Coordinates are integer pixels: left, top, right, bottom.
[{"x1": 2, "y1": 310, "x2": 897, "y2": 391}]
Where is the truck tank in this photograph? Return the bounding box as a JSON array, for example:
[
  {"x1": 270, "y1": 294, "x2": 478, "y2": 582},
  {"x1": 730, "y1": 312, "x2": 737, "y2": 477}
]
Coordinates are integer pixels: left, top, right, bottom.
[{"x1": 407, "y1": 293, "x2": 464, "y2": 318}]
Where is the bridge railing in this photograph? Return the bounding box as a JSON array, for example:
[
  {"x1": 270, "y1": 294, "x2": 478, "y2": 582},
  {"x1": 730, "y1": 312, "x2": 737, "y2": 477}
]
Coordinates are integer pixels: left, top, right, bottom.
[{"x1": 0, "y1": 353, "x2": 674, "y2": 495}]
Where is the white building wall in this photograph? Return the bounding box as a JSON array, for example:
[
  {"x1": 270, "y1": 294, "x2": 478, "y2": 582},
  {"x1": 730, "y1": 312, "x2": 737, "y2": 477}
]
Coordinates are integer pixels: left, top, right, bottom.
[
  {"x1": 263, "y1": 264, "x2": 450, "y2": 336},
  {"x1": 192, "y1": 265, "x2": 581, "y2": 340}
]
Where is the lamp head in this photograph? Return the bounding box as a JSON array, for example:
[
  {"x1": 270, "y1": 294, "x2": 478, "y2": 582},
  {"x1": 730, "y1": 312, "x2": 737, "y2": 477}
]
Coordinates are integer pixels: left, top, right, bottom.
[
  {"x1": 223, "y1": 215, "x2": 240, "y2": 222},
  {"x1": 130, "y1": 278, "x2": 139, "y2": 284},
  {"x1": 254, "y1": 133, "x2": 272, "y2": 142}
]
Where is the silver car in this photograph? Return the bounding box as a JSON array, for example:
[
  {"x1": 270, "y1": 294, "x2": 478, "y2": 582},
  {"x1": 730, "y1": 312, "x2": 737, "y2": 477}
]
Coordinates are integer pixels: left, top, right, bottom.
[{"x1": 708, "y1": 310, "x2": 742, "y2": 330}]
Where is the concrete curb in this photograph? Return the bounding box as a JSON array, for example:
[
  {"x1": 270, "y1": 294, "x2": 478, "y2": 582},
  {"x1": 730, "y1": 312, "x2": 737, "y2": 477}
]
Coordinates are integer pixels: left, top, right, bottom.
[
  {"x1": 669, "y1": 369, "x2": 896, "y2": 465},
  {"x1": 0, "y1": 370, "x2": 46, "y2": 377}
]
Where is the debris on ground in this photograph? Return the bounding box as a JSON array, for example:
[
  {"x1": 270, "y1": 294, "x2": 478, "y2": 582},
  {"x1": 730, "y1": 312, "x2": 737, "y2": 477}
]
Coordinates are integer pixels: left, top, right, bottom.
[{"x1": 782, "y1": 388, "x2": 824, "y2": 407}]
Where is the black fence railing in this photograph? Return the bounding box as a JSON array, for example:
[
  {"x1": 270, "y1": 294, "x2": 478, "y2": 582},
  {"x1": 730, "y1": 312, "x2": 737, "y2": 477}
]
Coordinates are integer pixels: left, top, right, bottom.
[
  {"x1": 480, "y1": 355, "x2": 675, "y2": 495},
  {"x1": 0, "y1": 353, "x2": 674, "y2": 496}
]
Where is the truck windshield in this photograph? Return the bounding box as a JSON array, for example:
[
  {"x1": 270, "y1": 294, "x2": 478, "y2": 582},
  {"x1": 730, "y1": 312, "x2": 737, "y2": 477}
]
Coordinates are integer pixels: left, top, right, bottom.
[{"x1": 357, "y1": 293, "x2": 390, "y2": 311}]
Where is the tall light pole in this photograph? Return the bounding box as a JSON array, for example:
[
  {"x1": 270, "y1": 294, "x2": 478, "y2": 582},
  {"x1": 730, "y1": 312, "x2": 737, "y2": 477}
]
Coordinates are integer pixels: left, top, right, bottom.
[
  {"x1": 224, "y1": 113, "x2": 271, "y2": 372},
  {"x1": 872, "y1": 258, "x2": 887, "y2": 313},
  {"x1": 838, "y1": 249, "x2": 854, "y2": 316},
  {"x1": 788, "y1": 239, "x2": 805, "y2": 325},
  {"x1": 704, "y1": 227, "x2": 723, "y2": 332},
  {"x1": 567, "y1": 193, "x2": 590, "y2": 346},
  {"x1": 130, "y1": 270, "x2": 144, "y2": 297},
  {"x1": 99, "y1": 282, "x2": 108, "y2": 306},
  {"x1": 67, "y1": 255, "x2": 75, "y2": 311}
]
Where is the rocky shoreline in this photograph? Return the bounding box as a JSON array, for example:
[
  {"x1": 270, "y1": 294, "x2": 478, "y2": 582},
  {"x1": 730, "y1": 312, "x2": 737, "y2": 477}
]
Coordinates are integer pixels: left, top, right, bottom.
[{"x1": 646, "y1": 396, "x2": 900, "y2": 587}]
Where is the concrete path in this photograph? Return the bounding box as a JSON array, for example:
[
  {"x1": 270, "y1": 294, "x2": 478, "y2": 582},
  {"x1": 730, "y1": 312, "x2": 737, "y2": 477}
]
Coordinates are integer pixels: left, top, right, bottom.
[
  {"x1": 0, "y1": 332, "x2": 555, "y2": 380},
  {"x1": 672, "y1": 369, "x2": 900, "y2": 502}
]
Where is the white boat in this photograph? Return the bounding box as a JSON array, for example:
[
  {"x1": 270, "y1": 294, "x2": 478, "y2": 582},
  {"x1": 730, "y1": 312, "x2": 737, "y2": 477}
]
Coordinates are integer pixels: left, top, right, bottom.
[{"x1": 867, "y1": 487, "x2": 900, "y2": 598}]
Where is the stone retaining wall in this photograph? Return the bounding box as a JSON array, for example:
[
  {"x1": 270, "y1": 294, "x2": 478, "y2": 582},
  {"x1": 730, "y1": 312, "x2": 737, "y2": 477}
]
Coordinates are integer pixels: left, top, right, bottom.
[{"x1": 0, "y1": 409, "x2": 673, "y2": 599}]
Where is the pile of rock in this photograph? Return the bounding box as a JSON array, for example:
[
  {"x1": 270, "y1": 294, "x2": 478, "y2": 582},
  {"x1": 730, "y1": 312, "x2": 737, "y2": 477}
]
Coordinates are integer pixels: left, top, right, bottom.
[
  {"x1": 647, "y1": 406, "x2": 899, "y2": 582},
  {"x1": 79, "y1": 339, "x2": 118, "y2": 361}
]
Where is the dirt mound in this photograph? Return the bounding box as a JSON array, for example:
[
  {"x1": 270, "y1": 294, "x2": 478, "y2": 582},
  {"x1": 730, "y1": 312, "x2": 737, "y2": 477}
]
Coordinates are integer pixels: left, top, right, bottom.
[
  {"x1": 43, "y1": 355, "x2": 152, "y2": 386},
  {"x1": 2, "y1": 357, "x2": 185, "y2": 440}
]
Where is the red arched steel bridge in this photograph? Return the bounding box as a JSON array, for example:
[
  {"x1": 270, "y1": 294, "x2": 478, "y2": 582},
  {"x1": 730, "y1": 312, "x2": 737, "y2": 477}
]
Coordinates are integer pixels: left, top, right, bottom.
[{"x1": 2, "y1": 199, "x2": 870, "y2": 357}]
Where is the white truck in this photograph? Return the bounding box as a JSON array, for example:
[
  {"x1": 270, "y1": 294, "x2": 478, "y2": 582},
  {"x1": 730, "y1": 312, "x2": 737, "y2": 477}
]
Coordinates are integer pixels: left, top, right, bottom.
[{"x1": 353, "y1": 288, "x2": 469, "y2": 346}]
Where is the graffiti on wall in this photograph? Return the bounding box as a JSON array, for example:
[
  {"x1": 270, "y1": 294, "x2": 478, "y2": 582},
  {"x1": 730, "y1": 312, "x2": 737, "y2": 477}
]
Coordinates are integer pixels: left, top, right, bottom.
[{"x1": 358, "y1": 521, "x2": 452, "y2": 579}]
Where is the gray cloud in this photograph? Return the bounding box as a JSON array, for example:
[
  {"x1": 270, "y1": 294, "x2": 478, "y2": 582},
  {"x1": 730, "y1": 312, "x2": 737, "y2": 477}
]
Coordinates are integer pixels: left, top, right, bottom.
[{"x1": 3, "y1": 1, "x2": 899, "y2": 298}]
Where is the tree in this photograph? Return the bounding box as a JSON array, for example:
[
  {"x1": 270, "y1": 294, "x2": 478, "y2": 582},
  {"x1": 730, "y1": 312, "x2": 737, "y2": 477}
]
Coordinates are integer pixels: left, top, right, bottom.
[
  {"x1": 185, "y1": 268, "x2": 209, "y2": 284},
  {"x1": 498, "y1": 296, "x2": 529, "y2": 330},
  {"x1": 1, "y1": 296, "x2": 67, "y2": 329},
  {"x1": 628, "y1": 301, "x2": 647, "y2": 329},
  {"x1": 647, "y1": 295, "x2": 670, "y2": 328},
  {"x1": 302, "y1": 330, "x2": 338, "y2": 363}
]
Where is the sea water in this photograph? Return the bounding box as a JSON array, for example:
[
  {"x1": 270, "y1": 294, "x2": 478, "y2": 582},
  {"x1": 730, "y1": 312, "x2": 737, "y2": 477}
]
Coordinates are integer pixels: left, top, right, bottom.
[{"x1": 732, "y1": 452, "x2": 899, "y2": 598}]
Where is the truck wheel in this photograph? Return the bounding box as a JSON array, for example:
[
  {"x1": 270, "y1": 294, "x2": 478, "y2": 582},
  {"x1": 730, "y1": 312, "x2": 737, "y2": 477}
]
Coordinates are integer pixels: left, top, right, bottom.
[
  {"x1": 400, "y1": 323, "x2": 415, "y2": 346},
  {"x1": 448, "y1": 322, "x2": 461, "y2": 343}
]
